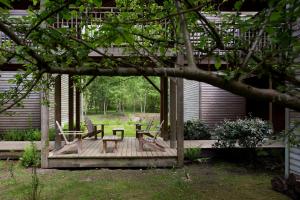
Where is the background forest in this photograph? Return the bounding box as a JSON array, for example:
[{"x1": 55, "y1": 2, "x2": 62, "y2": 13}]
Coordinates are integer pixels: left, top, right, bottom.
[{"x1": 84, "y1": 76, "x2": 160, "y2": 114}]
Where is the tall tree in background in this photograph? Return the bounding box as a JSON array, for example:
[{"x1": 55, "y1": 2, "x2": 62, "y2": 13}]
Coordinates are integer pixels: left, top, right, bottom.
[{"x1": 84, "y1": 76, "x2": 160, "y2": 113}]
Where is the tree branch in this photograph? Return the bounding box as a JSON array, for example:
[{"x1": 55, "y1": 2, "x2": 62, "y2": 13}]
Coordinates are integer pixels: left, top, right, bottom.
[
  {"x1": 0, "y1": 71, "x2": 44, "y2": 113},
  {"x1": 44, "y1": 65, "x2": 300, "y2": 111}
]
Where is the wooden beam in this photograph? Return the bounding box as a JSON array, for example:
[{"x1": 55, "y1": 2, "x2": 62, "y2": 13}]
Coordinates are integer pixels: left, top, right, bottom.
[
  {"x1": 170, "y1": 77, "x2": 177, "y2": 148},
  {"x1": 54, "y1": 75, "x2": 62, "y2": 150},
  {"x1": 68, "y1": 75, "x2": 74, "y2": 131},
  {"x1": 143, "y1": 75, "x2": 161, "y2": 93},
  {"x1": 41, "y1": 79, "x2": 49, "y2": 168},
  {"x1": 75, "y1": 86, "x2": 81, "y2": 131}
]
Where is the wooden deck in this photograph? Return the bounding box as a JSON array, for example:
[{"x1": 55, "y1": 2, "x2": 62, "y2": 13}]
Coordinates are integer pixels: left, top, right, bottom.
[{"x1": 48, "y1": 137, "x2": 177, "y2": 168}]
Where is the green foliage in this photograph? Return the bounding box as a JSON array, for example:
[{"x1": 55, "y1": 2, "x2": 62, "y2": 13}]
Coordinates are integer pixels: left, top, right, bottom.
[
  {"x1": 184, "y1": 148, "x2": 201, "y2": 162},
  {"x1": 20, "y1": 142, "x2": 40, "y2": 168},
  {"x1": 1, "y1": 129, "x2": 56, "y2": 141},
  {"x1": 213, "y1": 117, "x2": 272, "y2": 148},
  {"x1": 184, "y1": 120, "x2": 211, "y2": 140},
  {"x1": 84, "y1": 76, "x2": 160, "y2": 114}
]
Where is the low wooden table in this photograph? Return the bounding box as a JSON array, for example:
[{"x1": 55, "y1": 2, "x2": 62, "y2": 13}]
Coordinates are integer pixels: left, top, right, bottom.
[
  {"x1": 112, "y1": 128, "x2": 124, "y2": 140},
  {"x1": 102, "y1": 135, "x2": 122, "y2": 153}
]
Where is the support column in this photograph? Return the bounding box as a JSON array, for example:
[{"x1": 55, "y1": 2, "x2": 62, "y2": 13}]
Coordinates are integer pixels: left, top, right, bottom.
[
  {"x1": 170, "y1": 78, "x2": 177, "y2": 148},
  {"x1": 75, "y1": 86, "x2": 81, "y2": 131},
  {"x1": 162, "y1": 77, "x2": 168, "y2": 140},
  {"x1": 176, "y1": 55, "x2": 184, "y2": 167},
  {"x1": 41, "y1": 81, "x2": 49, "y2": 168},
  {"x1": 69, "y1": 75, "x2": 74, "y2": 131},
  {"x1": 54, "y1": 75, "x2": 62, "y2": 150},
  {"x1": 176, "y1": 78, "x2": 184, "y2": 167}
]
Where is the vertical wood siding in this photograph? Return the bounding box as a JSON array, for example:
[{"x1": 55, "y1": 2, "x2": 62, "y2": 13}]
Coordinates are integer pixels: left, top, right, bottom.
[
  {"x1": 49, "y1": 74, "x2": 69, "y2": 128},
  {"x1": 288, "y1": 21, "x2": 300, "y2": 175},
  {"x1": 288, "y1": 109, "x2": 300, "y2": 175},
  {"x1": 183, "y1": 79, "x2": 200, "y2": 121},
  {"x1": 200, "y1": 82, "x2": 246, "y2": 127},
  {"x1": 0, "y1": 71, "x2": 41, "y2": 132}
]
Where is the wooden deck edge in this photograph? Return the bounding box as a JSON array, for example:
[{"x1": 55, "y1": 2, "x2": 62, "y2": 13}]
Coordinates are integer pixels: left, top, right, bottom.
[
  {"x1": 48, "y1": 155, "x2": 177, "y2": 159},
  {"x1": 48, "y1": 157, "x2": 178, "y2": 168}
]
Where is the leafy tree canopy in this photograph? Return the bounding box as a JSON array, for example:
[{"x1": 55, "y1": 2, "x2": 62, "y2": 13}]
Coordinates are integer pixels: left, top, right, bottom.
[{"x1": 0, "y1": 0, "x2": 299, "y2": 112}]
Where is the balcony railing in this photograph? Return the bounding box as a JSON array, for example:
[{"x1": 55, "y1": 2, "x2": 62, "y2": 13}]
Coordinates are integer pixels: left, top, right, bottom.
[{"x1": 0, "y1": 8, "x2": 270, "y2": 60}]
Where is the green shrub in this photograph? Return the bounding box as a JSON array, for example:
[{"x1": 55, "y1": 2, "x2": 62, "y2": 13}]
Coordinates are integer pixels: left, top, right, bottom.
[
  {"x1": 184, "y1": 120, "x2": 211, "y2": 140},
  {"x1": 1, "y1": 129, "x2": 56, "y2": 141},
  {"x1": 49, "y1": 128, "x2": 56, "y2": 141},
  {"x1": 20, "y1": 142, "x2": 40, "y2": 168},
  {"x1": 213, "y1": 117, "x2": 272, "y2": 148},
  {"x1": 184, "y1": 148, "x2": 202, "y2": 162}
]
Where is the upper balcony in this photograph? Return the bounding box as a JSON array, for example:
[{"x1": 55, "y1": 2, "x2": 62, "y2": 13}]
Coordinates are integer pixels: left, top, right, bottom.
[{"x1": 0, "y1": 7, "x2": 270, "y2": 65}]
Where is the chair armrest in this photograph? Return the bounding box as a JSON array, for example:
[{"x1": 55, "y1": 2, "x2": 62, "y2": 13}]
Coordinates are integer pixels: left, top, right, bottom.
[{"x1": 62, "y1": 131, "x2": 84, "y2": 135}]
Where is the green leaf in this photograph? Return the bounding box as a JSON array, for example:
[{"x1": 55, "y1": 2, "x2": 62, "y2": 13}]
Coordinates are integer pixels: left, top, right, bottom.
[
  {"x1": 234, "y1": 1, "x2": 243, "y2": 11},
  {"x1": 0, "y1": 0, "x2": 11, "y2": 8},
  {"x1": 214, "y1": 56, "x2": 222, "y2": 70},
  {"x1": 270, "y1": 12, "x2": 281, "y2": 22}
]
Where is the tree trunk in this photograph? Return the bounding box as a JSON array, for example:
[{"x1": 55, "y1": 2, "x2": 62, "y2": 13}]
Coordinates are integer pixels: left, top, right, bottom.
[{"x1": 143, "y1": 94, "x2": 147, "y2": 113}]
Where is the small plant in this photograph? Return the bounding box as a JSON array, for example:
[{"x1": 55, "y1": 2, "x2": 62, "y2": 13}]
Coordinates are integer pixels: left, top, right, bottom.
[
  {"x1": 213, "y1": 117, "x2": 272, "y2": 148},
  {"x1": 20, "y1": 142, "x2": 40, "y2": 168},
  {"x1": 6, "y1": 158, "x2": 16, "y2": 184},
  {"x1": 184, "y1": 148, "x2": 201, "y2": 162},
  {"x1": 20, "y1": 142, "x2": 41, "y2": 200},
  {"x1": 184, "y1": 120, "x2": 211, "y2": 140}
]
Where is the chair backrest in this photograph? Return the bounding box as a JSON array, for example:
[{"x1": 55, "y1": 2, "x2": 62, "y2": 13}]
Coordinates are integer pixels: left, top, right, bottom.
[
  {"x1": 55, "y1": 121, "x2": 70, "y2": 144},
  {"x1": 84, "y1": 117, "x2": 95, "y2": 133},
  {"x1": 145, "y1": 119, "x2": 154, "y2": 131},
  {"x1": 153, "y1": 120, "x2": 164, "y2": 139}
]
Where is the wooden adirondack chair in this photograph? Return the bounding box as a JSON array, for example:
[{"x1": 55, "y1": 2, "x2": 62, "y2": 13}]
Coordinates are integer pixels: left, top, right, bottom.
[
  {"x1": 136, "y1": 119, "x2": 154, "y2": 137},
  {"x1": 55, "y1": 121, "x2": 84, "y2": 154},
  {"x1": 138, "y1": 120, "x2": 165, "y2": 151},
  {"x1": 82, "y1": 117, "x2": 105, "y2": 139}
]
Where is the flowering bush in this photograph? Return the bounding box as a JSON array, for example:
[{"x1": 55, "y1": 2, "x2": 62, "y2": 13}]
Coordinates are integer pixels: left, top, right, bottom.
[{"x1": 213, "y1": 117, "x2": 272, "y2": 148}]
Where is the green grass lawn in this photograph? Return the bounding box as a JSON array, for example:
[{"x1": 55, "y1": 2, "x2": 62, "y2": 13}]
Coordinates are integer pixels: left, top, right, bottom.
[
  {"x1": 0, "y1": 161, "x2": 288, "y2": 200},
  {"x1": 87, "y1": 113, "x2": 160, "y2": 137}
]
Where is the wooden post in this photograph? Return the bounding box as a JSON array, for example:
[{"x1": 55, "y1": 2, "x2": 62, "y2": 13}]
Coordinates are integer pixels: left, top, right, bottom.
[
  {"x1": 163, "y1": 77, "x2": 168, "y2": 140},
  {"x1": 75, "y1": 86, "x2": 81, "y2": 131},
  {"x1": 160, "y1": 77, "x2": 169, "y2": 140},
  {"x1": 160, "y1": 77, "x2": 164, "y2": 126},
  {"x1": 176, "y1": 54, "x2": 184, "y2": 167},
  {"x1": 170, "y1": 78, "x2": 177, "y2": 148},
  {"x1": 269, "y1": 76, "x2": 273, "y2": 124},
  {"x1": 135, "y1": 124, "x2": 142, "y2": 138},
  {"x1": 41, "y1": 81, "x2": 49, "y2": 168},
  {"x1": 54, "y1": 75, "x2": 62, "y2": 150},
  {"x1": 176, "y1": 78, "x2": 184, "y2": 167},
  {"x1": 69, "y1": 75, "x2": 74, "y2": 131}
]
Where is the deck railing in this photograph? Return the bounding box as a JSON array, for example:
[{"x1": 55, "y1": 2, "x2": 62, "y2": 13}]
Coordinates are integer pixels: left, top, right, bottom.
[{"x1": 0, "y1": 8, "x2": 270, "y2": 59}]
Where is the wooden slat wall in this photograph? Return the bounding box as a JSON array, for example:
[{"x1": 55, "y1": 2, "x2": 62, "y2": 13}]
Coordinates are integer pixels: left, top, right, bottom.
[
  {"x1": 0, "y1": 71, "x2": 41, "y2": 132},
  {"x1": 289, "y1": 21, "x2": 300, "y2": 175},
  {"x1": 288, "y1": 109, "x2": 300, "y2": 175},
  {"x1": 183, "y1": 79, "x2": 200, "y2": 121},
  {"x1": 200, "y1": 82, "x2": 246, "y2": 127}
]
